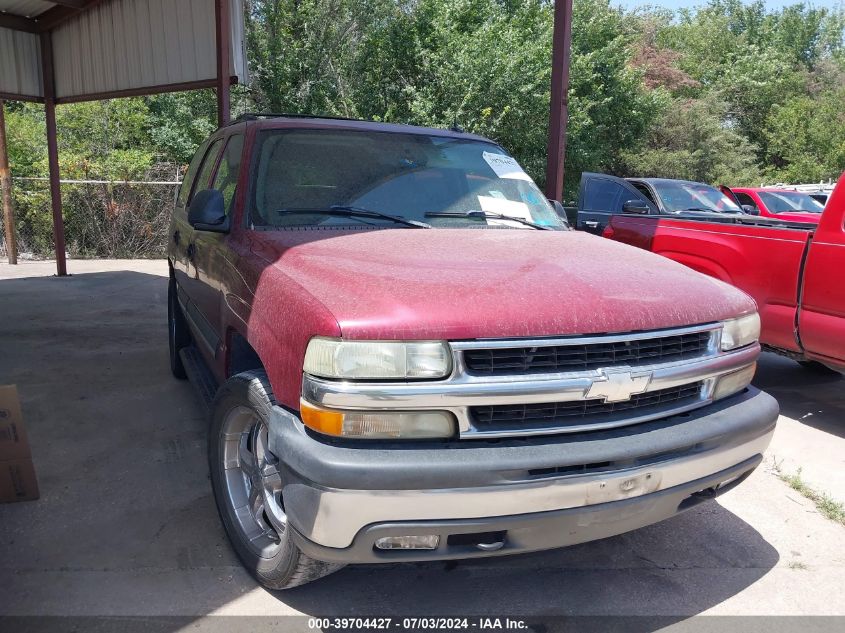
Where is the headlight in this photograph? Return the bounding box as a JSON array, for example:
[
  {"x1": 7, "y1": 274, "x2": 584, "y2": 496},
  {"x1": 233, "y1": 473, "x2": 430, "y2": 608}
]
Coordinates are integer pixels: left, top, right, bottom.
[
  {"x1": 712, "y1": 364, "x2": 757, "y2": 400},
  {"x1": 300, "y1": 401, "x2": 456, "y2": 439},
  {"x1": 720, "y1": 313, "x2": 761, "y2": 351},
  {"x1": 303, "y1": 337, "x2": 451, "y2": 379}
]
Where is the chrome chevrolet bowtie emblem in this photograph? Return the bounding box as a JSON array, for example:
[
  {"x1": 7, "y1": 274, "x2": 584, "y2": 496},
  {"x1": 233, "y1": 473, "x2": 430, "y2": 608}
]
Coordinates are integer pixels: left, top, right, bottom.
[{"x1": 586, "y1": 370, "x2": 652, "y2": 403}]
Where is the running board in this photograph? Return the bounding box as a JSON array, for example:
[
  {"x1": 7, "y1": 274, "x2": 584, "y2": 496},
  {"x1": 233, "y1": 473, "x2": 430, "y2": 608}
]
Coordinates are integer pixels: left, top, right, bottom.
[{"x1": 180, "y1": 346, "x2": 219, "y2": 414}]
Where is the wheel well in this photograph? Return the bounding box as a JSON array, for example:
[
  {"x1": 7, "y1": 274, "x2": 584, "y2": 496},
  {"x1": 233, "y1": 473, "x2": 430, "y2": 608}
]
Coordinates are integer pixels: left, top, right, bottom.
[{"x1": 228, "y1": 330, "x2": 265, "y2": 377}]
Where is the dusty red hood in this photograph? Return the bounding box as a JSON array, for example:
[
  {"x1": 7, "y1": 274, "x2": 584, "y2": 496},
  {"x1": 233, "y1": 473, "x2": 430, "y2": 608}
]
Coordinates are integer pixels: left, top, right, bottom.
[{"x1": 253, "y1": 228, "x2": 756, "y2": 340}]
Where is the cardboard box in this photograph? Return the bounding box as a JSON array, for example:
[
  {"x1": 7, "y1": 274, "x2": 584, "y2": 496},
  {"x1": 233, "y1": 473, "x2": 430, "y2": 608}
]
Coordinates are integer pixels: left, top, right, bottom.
[{"x1": 0, "y1": 385, "x2": 39, "y2": 502}]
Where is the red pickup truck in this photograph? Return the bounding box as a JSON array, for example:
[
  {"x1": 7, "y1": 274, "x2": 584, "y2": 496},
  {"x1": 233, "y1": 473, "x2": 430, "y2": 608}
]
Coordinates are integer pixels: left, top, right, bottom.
[
  {"x1": 167, "y1": 115, "x2": 777, "y2": 589},
  {"x1": 598, "y1": 172, "x2": 845, "y2": 372},
  {"x1": 723, "y1": 186, "x2": 825, "y2": 223}
]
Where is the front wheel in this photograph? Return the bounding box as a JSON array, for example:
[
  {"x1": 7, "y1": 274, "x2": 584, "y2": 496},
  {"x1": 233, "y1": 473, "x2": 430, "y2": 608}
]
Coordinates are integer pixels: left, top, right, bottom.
[{"x1": 208, "y1": 370, "x2": 344, "y2": 589}]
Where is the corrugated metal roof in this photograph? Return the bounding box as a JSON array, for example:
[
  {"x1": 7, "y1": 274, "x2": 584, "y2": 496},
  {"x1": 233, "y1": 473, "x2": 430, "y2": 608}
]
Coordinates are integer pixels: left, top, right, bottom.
[
  {"x1": 0, "y1": 0, "x2": 55, "y2": 19},
  {"x1": 51, "y1": 0, "x2": 246, "y2": 98},
  {"x1": 0, "y1": 26, "x2": 43, "y2": 97},
  {"x1": 0, "y1": 0, "x2": 247, "y2": 101}
]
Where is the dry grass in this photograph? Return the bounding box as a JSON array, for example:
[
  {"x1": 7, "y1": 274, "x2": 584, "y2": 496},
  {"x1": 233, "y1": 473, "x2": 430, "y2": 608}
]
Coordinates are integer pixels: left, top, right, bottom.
[{"x1": 772, "y1": 462, "x2": 845, "y2": 527}]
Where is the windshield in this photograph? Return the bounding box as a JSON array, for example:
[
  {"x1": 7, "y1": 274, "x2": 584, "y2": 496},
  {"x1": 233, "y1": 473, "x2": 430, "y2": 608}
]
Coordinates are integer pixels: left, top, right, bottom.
[
  {"x1": 653, "y1": 181, "x2": 742, "y2": 214},
  {"x1": 249, "y1": 129, "x2": 565, "y2": 230},
  {"x1": 758, "y1": 191, "x2": 825, "y2": 214}
]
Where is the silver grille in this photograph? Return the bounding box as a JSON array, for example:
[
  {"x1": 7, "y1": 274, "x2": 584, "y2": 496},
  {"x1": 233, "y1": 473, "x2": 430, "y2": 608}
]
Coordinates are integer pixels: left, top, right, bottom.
[{"x1": 302, "y1": 323, "x2": 760, "y2": 439}]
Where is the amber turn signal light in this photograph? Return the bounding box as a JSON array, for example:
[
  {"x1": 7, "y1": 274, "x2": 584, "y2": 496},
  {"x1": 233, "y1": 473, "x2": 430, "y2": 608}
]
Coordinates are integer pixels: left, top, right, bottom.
[{"x1": 300, "y1": 401, "x2": 344, "y2": 436}]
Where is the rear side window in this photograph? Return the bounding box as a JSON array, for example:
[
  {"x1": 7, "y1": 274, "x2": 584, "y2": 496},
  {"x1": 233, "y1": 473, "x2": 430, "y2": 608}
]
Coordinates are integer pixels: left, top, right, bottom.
[
  {"x1": 188, "y1": 138, "x2": 225, "y2": 206},
  {"x1": 583, "y1": 178, "x2": 625, "y2": 213},
  {"x1": 211, "y1": 134, "x2": 244, "y2": 215},
  {"x1": 176, "y1": 141, "x2": 209, "y2": 208}
]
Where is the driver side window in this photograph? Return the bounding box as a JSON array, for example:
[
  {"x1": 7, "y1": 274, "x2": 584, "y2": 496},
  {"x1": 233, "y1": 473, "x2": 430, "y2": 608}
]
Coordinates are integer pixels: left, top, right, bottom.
[
  {"x1": 188, "y1": 138, "x2": 224, "y2": 207},
  {"x1": 176, "y1": 140, "x2": 209, "y2": 210},
  {"x1": 735, "y1": 192, "x2": 757, "y2": 210},
  {"x1": 210, "y1": 134, "x2": 244, "y2": 216},
  {"x1": 631, "y1": 182, "x2": 657, "y2": 206}
]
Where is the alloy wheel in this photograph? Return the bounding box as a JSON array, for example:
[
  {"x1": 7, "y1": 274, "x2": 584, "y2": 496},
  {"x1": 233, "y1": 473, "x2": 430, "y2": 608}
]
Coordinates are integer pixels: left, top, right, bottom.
[{"x1": 220, "y1": 406, "x2": 286, "y2": 557}]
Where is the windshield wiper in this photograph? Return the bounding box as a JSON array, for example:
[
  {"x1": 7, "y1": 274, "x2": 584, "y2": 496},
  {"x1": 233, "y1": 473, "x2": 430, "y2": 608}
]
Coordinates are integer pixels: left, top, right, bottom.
[
  {"x1": 272, "y1": 206, "x2": 431, "y2": 228},
  {"x1": 424, "y1": 210, "x2": 552, "y2": 230},
  {"x1": 684, "y1": 207, "x2": 721, "y2": 213}
]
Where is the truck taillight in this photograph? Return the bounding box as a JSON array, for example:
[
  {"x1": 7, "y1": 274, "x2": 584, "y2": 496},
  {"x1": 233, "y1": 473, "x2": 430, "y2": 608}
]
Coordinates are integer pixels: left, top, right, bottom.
[{"x1": 602, "y1": 225, "x2": 614, "y2": 239}]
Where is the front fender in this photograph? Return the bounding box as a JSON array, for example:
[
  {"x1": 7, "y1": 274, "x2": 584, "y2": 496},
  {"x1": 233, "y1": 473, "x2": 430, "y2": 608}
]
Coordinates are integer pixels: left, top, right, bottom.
[{"x1": 247, "y1": 267, "x2": 341, "y2": 409}]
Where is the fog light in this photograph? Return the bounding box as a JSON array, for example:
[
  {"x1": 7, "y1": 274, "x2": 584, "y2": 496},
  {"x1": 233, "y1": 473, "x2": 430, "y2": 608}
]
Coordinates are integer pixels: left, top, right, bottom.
[
  {"x1": 712, "y1": 363, "x2": 757, "y2": 401},
  {"x1": 342, "y1": 410, "x2": 454, "y2": 439},
  {"x1": 375, "y1": 535, "x2": 440, "y2": 550}
]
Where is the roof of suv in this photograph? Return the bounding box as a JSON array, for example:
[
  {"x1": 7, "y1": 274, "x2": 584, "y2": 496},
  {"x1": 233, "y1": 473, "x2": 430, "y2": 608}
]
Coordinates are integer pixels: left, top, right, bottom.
[{"x1": 224, "y1": 113, "x2": 495, "y2": 144}]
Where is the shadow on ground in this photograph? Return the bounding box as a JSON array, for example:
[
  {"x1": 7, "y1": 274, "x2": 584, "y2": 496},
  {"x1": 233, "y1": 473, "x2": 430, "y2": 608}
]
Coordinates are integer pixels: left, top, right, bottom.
[
  {"x1": 280, "y1": 503, "x2": 778, "y2": 620},
  {"x1": 0, "y1": 269, "x2": 778, "y2": 629},
  {"x1": 753, "y1": 352, "x2": 844, "y2": 439}
]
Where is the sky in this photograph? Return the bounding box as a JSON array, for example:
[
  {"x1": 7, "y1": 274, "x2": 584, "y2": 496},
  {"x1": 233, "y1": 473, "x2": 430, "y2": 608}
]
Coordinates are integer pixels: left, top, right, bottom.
[{"x1": 617, "y1": 0, "x2": 844, "y2": 10}]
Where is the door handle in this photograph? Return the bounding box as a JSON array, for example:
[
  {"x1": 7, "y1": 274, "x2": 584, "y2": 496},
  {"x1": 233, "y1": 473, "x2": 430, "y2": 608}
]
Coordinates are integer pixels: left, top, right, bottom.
[
  {"x1": 186, "y1": 243, "x2": 196, "y2": 260},
  {"x1": 173, "y1": 230, "x2": 180, "y2": 245},
  {"x1": 585, "y1": 221, "x2": 599, "y2": 229}
]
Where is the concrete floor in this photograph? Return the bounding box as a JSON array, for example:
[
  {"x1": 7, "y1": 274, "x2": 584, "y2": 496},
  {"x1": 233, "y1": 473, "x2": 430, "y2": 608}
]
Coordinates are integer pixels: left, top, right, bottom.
[{"x1": 1, "y1": 259, "x2": 844, "y2": 621}]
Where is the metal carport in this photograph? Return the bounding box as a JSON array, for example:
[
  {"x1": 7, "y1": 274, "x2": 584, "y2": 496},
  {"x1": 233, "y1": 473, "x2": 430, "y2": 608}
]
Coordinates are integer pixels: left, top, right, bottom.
[
  {"x1": 0, "y1": 0, "x2": 250, "y2": 275},
  {"x1": 0, "y1": 0, "x2": 573, "y2": 276}
]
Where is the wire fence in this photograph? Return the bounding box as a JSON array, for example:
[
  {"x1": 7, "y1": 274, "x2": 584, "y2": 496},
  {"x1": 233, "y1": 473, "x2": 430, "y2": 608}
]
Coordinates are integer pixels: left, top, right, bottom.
[{"x1": 0, "y1": 163, "x2": 181, "y2": 261}]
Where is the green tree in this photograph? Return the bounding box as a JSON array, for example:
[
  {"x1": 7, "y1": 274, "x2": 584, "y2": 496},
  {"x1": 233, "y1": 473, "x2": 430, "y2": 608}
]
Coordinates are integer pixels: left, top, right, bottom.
[
  {"x1": 655, "y1": 0, "x2": 844, "y2": 169},
  {"x1": 146, "y1": 90, "x2": 218, "y2": 165},
  {"x1": 311, "y1": 0, "x2": 661, "y2": 195},
  {"x1": 622, "y1": 96, "x2": 761, "y2": 185},
  {"x1": 765, "y1": 89, "x2": 845, "y2": 183},
  {"x1": 244, "y1": 0, "x2": 382, "y2": 115}
]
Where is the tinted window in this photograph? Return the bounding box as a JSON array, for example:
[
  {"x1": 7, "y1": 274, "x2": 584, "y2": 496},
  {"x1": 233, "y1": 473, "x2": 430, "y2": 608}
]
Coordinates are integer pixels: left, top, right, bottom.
[
  {"x1": 249, "y1": 129, "x2": 564, "y2": 229},
  {"x1": 176, "y1": 141, "x2": 209, "y2": 208},
  {"x1": 735, "y1": 192, "x2": 757, "y2": 208},
  {"x1": 583, "y1": 179, "x2": 625, "y2": 213},
  {"x1": 211, "y1": 134, "x2": 244, "y2": 215},
  {"x1": 652, "y1": 181, "x2": 742, "y2": 214},
  {"x1": 631, "y1": 182, "x2": 657, "y2": 205},
  {"x1": 189, "y1": 138, "x2": 224, "y2": 205},
  {"x1": 758, "y1": 191, "x2": 824, "y2": 214}
]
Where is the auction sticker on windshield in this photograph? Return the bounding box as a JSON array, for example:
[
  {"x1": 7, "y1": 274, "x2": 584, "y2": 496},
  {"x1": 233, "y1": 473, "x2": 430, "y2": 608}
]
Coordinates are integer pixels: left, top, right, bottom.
[
  {"x1": 483, "y1": 151, "x2": 532, "y2": 181},
  {"x1": 478, "y1": 196, "x2": 533, "y2": 226}
]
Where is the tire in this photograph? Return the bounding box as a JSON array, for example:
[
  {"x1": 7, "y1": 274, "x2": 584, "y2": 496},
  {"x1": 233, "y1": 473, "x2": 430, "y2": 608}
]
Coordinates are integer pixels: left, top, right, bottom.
[
  {"x1": 797, "y1": 360, "x2": 840, "y2": 375},
  {"x1": 168, "y1": 278, "x2": 190, "y2": 379},
  {"x1": 208, "y1": 370, "x2": 344, "y2": 589}
]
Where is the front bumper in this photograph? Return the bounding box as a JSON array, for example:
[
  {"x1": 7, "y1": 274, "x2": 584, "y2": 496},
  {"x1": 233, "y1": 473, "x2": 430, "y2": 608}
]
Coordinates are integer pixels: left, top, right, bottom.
[
  {"x1": 266, "y1": 387, "x2": 777, "y2": 559},
  {"x1": 291, "y1": 455, "x2": 762, "y2": 563}
]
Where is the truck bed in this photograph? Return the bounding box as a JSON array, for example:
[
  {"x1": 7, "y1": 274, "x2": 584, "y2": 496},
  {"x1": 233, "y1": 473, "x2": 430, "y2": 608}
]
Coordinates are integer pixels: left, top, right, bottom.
[{"x1": 605, "y1": 214, "x2": 814, "y2": 354}]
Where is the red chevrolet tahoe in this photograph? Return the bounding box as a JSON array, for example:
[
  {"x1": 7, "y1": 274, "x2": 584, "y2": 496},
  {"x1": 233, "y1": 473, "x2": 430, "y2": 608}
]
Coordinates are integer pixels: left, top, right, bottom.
[
  {"x1": 167, "y1": 115, "x2": 777, "y2": 589},
  {"x1": 600, "y1": 172, "x2": 845, "y2": 373}
]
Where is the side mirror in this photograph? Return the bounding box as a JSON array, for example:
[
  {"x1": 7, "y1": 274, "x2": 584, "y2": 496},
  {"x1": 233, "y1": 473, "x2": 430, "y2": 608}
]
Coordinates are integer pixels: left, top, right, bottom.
[
  {"x1": 548, "y1": 199, "x2": 571, "y2": 228},
  {"x1": 188, "y1": 189, "x2": 229, "y2": 232},
  {"x1": 622, "y1": 199, "x2": 650, "y2": 215},
  {"x1": 741, "y1": 204, "x2": 759, "y2": 216}
]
